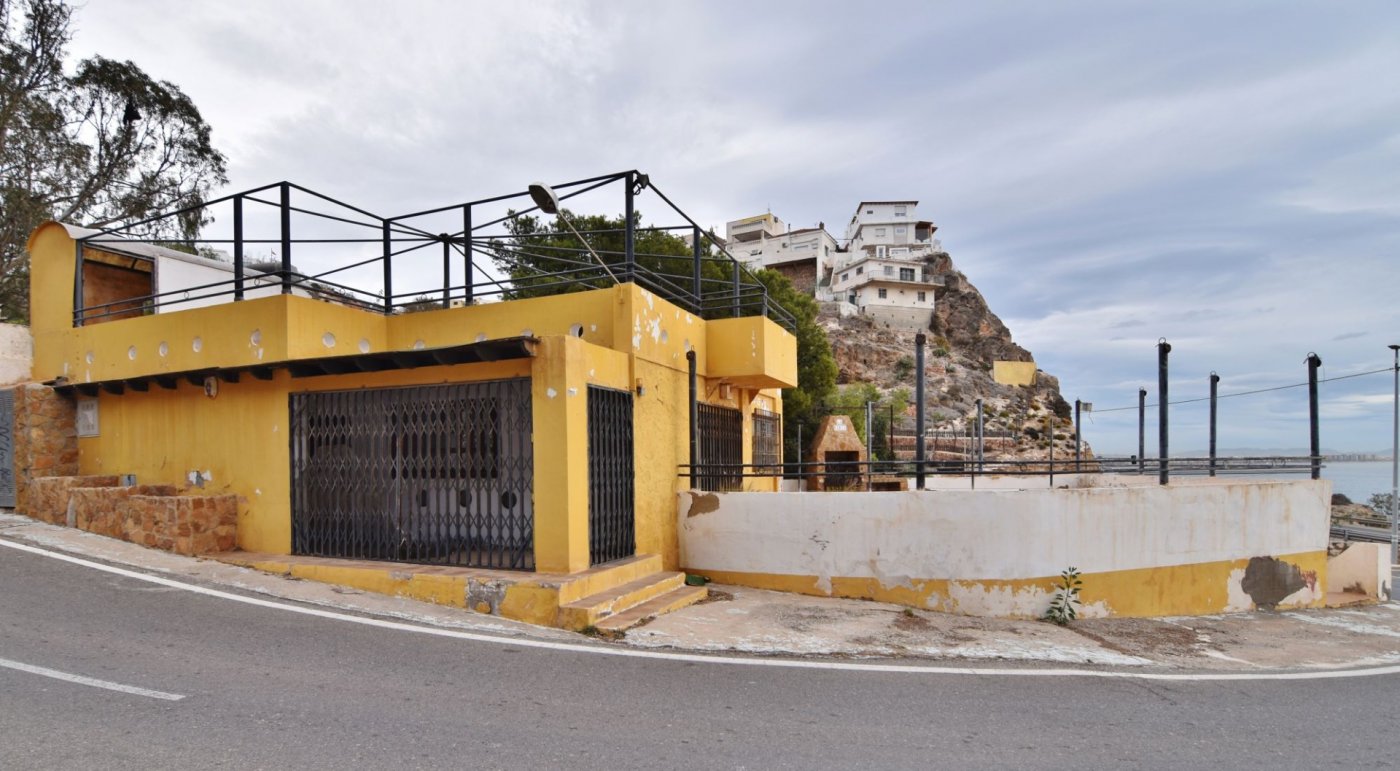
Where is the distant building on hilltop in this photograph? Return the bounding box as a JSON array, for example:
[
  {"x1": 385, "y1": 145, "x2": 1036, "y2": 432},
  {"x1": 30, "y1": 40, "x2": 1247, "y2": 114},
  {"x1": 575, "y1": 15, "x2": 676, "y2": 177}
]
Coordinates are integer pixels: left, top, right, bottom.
[
  {"x1": 827, "y1": 200, "x2": 944, "y2": 326},
  {"x1": 720, "y1": 201, "x2": 946, "y2": 328},
  {"x1": 724, "y1": 212, "x2": 839, "y2": 298}
]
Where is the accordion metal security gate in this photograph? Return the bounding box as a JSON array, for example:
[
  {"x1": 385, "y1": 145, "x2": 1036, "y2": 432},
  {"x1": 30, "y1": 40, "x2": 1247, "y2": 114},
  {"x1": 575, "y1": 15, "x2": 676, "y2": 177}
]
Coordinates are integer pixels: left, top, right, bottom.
[
  {"x1": 587, "y1": 386, "x2": 635, "y2": 566},
  {"x1": 290, "y1": 379, "x2": 534, "y2": 569},
  {"x1": 0, "y1": 389, "x2": 14, "y2": 508}
]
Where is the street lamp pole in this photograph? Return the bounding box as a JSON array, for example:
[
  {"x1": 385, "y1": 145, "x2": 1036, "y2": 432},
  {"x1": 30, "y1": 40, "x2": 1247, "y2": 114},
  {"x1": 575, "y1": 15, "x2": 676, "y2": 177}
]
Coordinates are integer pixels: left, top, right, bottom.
[{"x1": 1389, "y1": 344, "x2": 1399, "y2": 566}]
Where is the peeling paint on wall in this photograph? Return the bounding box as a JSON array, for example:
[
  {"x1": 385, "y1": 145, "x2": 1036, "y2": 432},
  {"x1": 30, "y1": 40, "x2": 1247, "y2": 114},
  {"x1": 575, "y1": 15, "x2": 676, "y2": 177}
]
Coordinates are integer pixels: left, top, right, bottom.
[
  {"x1": 685, "y1": 491, "x2": 720, "y2": 517},
  {"x1": 1240, "y1": 556, "x2": 1317, "y2": 610}
]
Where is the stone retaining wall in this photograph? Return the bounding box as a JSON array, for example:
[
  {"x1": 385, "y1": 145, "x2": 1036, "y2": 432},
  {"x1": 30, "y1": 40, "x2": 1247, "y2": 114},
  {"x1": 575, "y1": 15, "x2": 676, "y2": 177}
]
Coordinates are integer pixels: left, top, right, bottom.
[
  {"x1": 10, "y1": 384, "x2": 78, "y2": 513},
  {"x1": 26, "y1": 475, "x2": 237, "y2": 556}
]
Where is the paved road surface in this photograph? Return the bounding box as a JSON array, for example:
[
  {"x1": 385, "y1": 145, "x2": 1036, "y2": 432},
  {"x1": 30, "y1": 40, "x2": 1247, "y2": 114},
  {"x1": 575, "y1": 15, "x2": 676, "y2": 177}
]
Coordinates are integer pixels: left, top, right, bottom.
[{"x1": 2, "y1": 546, "x2": 1398, "y2": 770}]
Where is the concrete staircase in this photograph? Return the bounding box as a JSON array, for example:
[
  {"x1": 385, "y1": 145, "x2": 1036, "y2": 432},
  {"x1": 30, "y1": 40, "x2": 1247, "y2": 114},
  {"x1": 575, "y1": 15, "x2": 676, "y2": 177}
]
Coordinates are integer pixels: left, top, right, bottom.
[
  {"x1": 556, "y1": 558, "x2": 707, "y2": 632},
  {"x1": 559, "y1": 571, "x2": 706, "y2": 632}
]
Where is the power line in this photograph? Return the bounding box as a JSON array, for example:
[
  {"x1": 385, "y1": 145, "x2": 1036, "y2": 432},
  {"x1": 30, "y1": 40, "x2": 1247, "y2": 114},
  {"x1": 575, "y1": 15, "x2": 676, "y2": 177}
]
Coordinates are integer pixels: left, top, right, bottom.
[{"x1": 1091, "y1": 366, "x2": 1393, "y2": 413}]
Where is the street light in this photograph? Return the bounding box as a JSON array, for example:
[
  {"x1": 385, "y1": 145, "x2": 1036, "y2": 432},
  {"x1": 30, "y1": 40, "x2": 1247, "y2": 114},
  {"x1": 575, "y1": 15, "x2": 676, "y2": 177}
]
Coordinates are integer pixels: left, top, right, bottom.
[
  {"x1": 527, "y1": 182, "x2": 618, "y2": 284},
  {"x1": 1389, "y1": 343, "x2": 1399, "y2": 566}
]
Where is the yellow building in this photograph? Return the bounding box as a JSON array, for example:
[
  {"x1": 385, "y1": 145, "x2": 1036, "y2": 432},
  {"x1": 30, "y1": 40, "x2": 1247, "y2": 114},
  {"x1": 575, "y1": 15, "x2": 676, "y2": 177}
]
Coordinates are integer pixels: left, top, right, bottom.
[{"x1": 23, "y1": 173, "x2": 797, "y2": 628}]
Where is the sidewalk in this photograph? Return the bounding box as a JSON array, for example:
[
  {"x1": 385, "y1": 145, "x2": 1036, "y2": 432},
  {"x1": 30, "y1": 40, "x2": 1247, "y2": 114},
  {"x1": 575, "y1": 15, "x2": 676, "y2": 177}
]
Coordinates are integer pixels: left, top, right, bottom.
[{"x1": 5, "y1": 510, "x2": 1400, "y2": 673}]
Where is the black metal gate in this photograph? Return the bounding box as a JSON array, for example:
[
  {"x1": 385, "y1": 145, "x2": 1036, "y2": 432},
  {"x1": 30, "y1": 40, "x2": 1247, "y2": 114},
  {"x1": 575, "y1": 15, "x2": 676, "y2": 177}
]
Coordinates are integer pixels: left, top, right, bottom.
[
  {"x1": 0, "y1": 389, "x2": 14, "y2": 508},
  {"x1": 697, "y1": 403, "x2": 743, "y2": 491},
  {"x1": 290, "y1": 379, "x2": 534, "y2": 569},
  {"x1": 587, "y1": 386, "x2": 634, "y2": 565}
]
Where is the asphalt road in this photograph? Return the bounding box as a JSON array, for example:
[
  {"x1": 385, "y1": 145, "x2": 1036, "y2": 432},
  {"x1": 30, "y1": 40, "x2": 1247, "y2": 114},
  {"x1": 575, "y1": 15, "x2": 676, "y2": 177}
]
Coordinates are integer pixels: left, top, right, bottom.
[{"x1": 3, "y1": 546, "x2": 1399, "y2": 770}]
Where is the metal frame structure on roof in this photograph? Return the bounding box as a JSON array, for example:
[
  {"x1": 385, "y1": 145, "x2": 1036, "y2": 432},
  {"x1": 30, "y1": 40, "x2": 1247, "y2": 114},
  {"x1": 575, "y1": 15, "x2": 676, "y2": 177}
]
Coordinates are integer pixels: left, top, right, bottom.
[{"x1": 68, "y1": 171, "x2": 797, "y2": 332}]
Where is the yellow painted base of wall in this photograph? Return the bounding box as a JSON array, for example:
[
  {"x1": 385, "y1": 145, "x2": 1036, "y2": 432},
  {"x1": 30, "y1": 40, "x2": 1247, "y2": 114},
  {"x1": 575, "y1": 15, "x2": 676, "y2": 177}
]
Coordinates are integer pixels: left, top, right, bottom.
[
  {"x1": 218, "y1": 552, "x2": 670, "y2": 630},
  {"x1": 689, "y1": 550, "x2": 1330, "y2": 618}
]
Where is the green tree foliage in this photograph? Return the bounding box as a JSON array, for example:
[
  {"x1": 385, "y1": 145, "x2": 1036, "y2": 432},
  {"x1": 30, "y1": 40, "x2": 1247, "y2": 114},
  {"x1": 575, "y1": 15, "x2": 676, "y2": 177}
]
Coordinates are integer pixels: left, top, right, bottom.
[
  {"x1": 0, "y1": 0, "x2": 227, "y2": 321},
  {"x1": 487, "y1": 210, "x2": 837, "y2": 464}
]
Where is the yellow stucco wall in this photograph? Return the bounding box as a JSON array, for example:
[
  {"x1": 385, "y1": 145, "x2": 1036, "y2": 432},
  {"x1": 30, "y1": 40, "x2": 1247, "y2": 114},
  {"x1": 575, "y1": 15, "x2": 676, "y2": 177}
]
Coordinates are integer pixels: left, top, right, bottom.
[
  {"x1": 31, "y1": 221, "x2": 797, "y2": 574},
  {"x1": 992, "y1": 360, "x2": 1037, "y2": 387}
]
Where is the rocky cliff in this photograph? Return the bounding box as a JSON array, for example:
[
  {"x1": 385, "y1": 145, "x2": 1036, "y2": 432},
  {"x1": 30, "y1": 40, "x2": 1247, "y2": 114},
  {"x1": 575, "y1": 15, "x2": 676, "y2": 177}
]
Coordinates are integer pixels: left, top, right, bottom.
[{"x1": 822, "y1": 250, "x2": 1083, "y2": 461}]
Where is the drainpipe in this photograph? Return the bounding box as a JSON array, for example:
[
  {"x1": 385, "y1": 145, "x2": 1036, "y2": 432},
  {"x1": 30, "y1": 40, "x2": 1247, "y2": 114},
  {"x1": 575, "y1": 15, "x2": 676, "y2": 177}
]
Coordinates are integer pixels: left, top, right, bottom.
[{"x1": 687, "y1": 350, "x2": 698, "y2": 490}]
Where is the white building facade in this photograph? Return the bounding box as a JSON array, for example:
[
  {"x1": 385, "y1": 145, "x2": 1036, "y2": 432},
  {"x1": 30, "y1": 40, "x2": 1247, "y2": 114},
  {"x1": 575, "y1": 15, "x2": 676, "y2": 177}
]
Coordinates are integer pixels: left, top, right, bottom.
[
  {"x1": 828, "y1": 201, "x2": 944, "y2": 326},
  {"x1": 724, "y1": 213, "x2": 838, "y2": 273}
]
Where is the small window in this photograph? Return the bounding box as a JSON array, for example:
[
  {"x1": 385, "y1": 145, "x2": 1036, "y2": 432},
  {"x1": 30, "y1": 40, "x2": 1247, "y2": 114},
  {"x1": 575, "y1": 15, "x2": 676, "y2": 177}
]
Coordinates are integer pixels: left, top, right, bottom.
[
  {"x1": 875, "y1": 228, "x2": 886, "y2": 237},
  {"x1": 878, "y1": 288, "x2": 888, "y2": 299},
  {"x1": 841, "y1": 272, "x2": 849, "y2": 282},
  {"x1": 883, "y1": 266, "x2": 893, "y2": 276},
  {"x1": 865, "y1": 209, "x2": 874, "y2": 215},
  {"x1": 900, "y1": 268, "x2": 915, "y2": 281},
  {"x1": 895, "y1": 227, "x2": 906, "y2": 235},
  {"x1": 856, "y1": 267, "x2": 863, "y2": 275},
  {"x1": 894, "y1": 205, "x2": 907, "y2": 216},
  {"x1": 918, "y1": 291, "x2": 927, "y2": 302}
]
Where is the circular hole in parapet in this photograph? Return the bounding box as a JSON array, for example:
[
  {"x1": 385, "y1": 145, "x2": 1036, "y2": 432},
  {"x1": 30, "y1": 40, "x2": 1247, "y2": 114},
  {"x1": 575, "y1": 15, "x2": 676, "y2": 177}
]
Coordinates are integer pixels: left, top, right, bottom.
[
  {"x1": 192, "y1": 337, "x2": 203, "y2": 353},
  {"x1": 158, "y1": 341, "x2": 169, "y2": 357},
  {"x1": 569, "y1": 324, "x2": 584, "y2": 337},
  {"x1": 322, "y1": 332, "x2": 336, "y2": 348},
  {"x1": 127, "y1": 345, "x2": 137, "y2": 361}
]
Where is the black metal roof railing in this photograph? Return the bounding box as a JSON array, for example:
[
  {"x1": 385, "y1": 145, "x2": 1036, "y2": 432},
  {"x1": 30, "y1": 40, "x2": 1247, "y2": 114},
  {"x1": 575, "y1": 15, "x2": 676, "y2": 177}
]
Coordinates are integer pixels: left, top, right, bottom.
[{"x1": 70, "y1": 171, "x2": 797, "y2": 332}]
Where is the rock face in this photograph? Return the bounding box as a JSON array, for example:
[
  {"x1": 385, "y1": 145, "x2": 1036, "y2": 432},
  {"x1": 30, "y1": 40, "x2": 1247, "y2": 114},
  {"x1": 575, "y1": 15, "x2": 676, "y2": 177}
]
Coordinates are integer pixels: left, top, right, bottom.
[{"x1": 822, "y1": 250, "x2": 1081, "y2": 461}]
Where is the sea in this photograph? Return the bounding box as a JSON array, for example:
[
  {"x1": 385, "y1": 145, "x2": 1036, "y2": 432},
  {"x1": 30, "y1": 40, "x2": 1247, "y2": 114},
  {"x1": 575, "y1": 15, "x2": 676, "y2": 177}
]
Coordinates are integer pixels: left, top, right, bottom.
[{"x1": 1322, "y1": 460, "x2": 1397, "y2": 502}]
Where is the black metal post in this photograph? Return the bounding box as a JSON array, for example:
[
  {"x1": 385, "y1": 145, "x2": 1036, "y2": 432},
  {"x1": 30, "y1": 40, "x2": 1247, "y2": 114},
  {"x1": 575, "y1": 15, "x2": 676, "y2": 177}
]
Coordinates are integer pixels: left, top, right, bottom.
[
  {"x1": 915, "y1": 333, "x2": 927, "y2": 490},
  {"x1": 442, "y1": 237, "x2": 451, "y2": 308},
  {"x1": 381, "y1": 221, "x2": 393, "y2": 314},
  {"x1": 687, "y1": 350, "x2": 699, "y2": 489},
  {"x1": 865, "y1": 401, "x2": 874, "y2": 492},
  {"x1": 1158, "y1": 339, "x2": 1171, "y2": 485},
  {"x1": 888, "y1": 404, "x2": 894, "y2": 469},
  {"x1": 1048, "y1": 416, "x2": 1055, "y2": 488},
  {"x1": 233, "y1": 195, "x2": 245, "y2": 301},
  {"x1": 692, "y1": 226, "x2": 702, "y2": 310},
  {"x1": 1137, "y1": 387, "x2": 1146, "y2": 475},
  {"x1": 1074, "y1": 399, "x2": 1082, "y2": 472},
  {"x1": 731, "y1": 261, "x2": 741, "y2": 318},
  {"x1": 72, "y1": 241, "x2": 85, "y2": 326},
  {"x1": 463, "y1": 205, "x2": 473, "y2": 305},
  {"x1": 279, "y1": 182, "x2": 292, "y2": 294},
  {"x1": 976, "y1": 398, "x2": 984, "y2": 473},
  {"x1": 1307, "y1": 353, "x2": 1322, "y2": 481},
  {"x1": 1209, "y1": 372, "x2": 1220, "y2": 477},
  {"x1": 623, "y1": 172, "x2": 636, "y2": 284}
]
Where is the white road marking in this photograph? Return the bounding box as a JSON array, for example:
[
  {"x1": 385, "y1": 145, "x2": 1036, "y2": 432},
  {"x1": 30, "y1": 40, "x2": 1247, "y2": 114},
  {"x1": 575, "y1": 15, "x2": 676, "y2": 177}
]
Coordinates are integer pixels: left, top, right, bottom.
[
  {"x1": 0, "y1": 656, "x2": 186, "y2": 701},
  {"x1": 4, "y1": 537, "x2": 1400, "y2": 683}
]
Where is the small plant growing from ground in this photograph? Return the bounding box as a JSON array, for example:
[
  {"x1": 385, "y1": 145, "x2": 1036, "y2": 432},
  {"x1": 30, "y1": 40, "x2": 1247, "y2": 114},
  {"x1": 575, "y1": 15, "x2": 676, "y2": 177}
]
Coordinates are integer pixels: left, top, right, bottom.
[{"x1": 1043, "y1": 567, "x2": 1083, "y2": 626}]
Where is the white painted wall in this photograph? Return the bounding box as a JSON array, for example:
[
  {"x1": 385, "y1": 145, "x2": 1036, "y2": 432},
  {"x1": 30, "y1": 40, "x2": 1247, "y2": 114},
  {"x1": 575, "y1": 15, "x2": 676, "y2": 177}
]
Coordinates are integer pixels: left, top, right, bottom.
[
  {"x1": 0, "y1": 323, "x2": 33, "y2": 385},
  {"x1": 153, "y1": 254, "x2": 287, "y2": 312},
  {"x1": 679, "y1": 478, "x2": 1330, "y2": 584},
  {"x1": 1328, "y1": 543, "x2": 1390, "y2": 599}
]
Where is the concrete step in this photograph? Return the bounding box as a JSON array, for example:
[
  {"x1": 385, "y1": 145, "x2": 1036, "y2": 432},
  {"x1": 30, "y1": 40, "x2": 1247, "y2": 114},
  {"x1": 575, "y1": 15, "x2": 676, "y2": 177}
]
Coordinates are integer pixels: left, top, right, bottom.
[
  {"x1": 594, "y1": 584, "x2": 708, "y2": 633},
  {"x1": 558, "y1": 571, "x2": 687, "y2": 629}
]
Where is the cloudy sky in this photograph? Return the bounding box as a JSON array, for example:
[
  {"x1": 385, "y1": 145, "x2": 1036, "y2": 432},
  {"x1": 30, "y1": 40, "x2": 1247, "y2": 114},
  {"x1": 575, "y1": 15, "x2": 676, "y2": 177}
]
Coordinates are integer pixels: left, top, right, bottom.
[{"x1": 68, "y1": 0, "x2": 1400, "y2": 453}]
